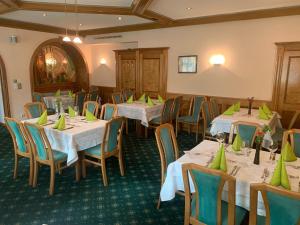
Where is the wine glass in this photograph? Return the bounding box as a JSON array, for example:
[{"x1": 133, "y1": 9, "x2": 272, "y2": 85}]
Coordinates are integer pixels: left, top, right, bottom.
[
  {"x1": 215, "y1": 132, "x2": 225, "y2": 146},
  {"x1": 267, "y1": 142, "x2": 278, "y2": 163},
  {"x1": 242, "y1": 140, "x2": 251, "y2": 157},
  {"x1": 74, "y1": 106, "x2": 79, "y2": 117}
]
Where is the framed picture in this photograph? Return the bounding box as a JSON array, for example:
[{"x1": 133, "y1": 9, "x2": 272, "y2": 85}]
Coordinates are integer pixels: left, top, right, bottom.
[{"x1": 178, "y1": 55, "x2": 197, "y2": 73}]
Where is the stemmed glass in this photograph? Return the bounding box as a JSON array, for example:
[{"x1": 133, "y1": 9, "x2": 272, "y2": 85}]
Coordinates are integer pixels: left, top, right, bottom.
[
  {"x1": 267, "y1": 142, "x2": 278, "y2": 163},
  {"x1": 215, "y1": 132, "x2": 225, "y2": 146},
  {"x1": 74, "y1": 106, "x2": 79, "y2": 117},
  {"x1": 242, "y1": 140, "x2": 251, "y2": 157}
]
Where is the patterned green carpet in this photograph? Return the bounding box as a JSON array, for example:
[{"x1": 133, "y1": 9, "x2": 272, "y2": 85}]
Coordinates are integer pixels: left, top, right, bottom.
[{"x1": 0, "y1": 125, "x2": 197, "y2": 225}]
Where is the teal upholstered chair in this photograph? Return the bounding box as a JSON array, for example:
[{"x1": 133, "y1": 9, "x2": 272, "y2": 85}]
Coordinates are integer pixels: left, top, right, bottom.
[
  {"x1": 24, "y1": 102, "x2": 46, "y2": 119},
  {"x1": 229, "y1": 121, "x2": 260, "y2": 147},
  {"x1": 122, "y1": 89, "x2": 134, "y2": 101},
  {"x1": 155, "y1": 123, "x2": 181, "y2": 209},
  {"x1": 112, "y1": 92, "x2": 124, "y2": 104},
  {"x1": 24, "y1": 122, "x2": 70, "y2": 195},
  {"x1": 249, "y1": 183, "x2": 300, "y2": 225},
  {"x1": 283, "y1": 129, "x2": 300, "y2": 157},
  {"x1": 176, "y1": 96, "x2": 205, "y2": 142},
  {"x1": 149, "y1": 98, "x2": 174, "y2": 126},
  {"x1": 75, "y1": 91, "x2": 86, "y2": 115},
  {"x1": 182, "y1": 163, "x2": 247, "y2": 225},
  {"x1": 32, "y1": 92, "x2": 43, "y2": 102},
  {"x1": 202, "y1": 101, "x2": 215, "y2": 140},
  {"x1": 210, "y1": 97, "x2": 220, "y2": 119},
  {"x1": 5, "y1": 117, "x2": 33, "y2": 186},
  {"x1": 82, "y1": 101, "x2": 99, "y2": 117},
  {"x1": 171, "y1": 96, "x2": 182, "y2": 122},
  {"x1": 88, "y1": 90, "x2": 99, "y2": 102},
  {"x1": 100, "y1": 104, "x2": 117, "y2": 121},
  {"x1": 81, "y1": 117, "x2": 125, "y2": 186}
]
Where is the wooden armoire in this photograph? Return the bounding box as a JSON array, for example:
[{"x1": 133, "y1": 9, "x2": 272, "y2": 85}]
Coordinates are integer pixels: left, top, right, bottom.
[{"x1": 114, "y1": 47, "x2": 169, "y2": 98}]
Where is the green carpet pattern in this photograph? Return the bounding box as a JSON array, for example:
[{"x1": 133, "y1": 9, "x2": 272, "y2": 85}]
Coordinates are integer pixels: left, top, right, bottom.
[{"x1": 0, "y1": 125, "x2": 197, "y2": 225}]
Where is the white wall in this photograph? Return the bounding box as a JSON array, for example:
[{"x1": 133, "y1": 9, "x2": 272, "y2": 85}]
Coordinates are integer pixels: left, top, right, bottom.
[{"x1": 87, "y1": 15, "x2": 300, "y2": 101}]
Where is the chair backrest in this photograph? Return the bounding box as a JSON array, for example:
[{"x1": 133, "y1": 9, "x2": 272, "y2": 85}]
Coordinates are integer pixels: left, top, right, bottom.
[
  {"x1": 112, "y1": 93, "x2": 123, "y2": 104},
  {"x1": 75, "y1": 91, "x2": 86, "y2": 115},
  {"x1": 5, "y1": 117, "x2": 29, "y2": 154},
  {"x1": 159, "y1": 98, "x2": 174, "y2": 124},
  {"x1": 122, "y1": 89, "x2": 134, "y2": 101},
  {"x1": 201, "y1": 101, "x2": 212, "y2": 131},
  {"x1": 101, "y1": 117, "x2": 125, "y2": 154},
  {"x1": 88, "y1": 91, "x2": 99, "y2": 102},
  {"x1": 229, "y1": 121, "x2": 260, "y2": 147},
  {"x1": 155, "y1": 124, "x2": 179, "y2": 184},
  {"x1": 283, "y1": 129, "x2": 300, "y2": 157},
  {"x1": 171, "y1": 96, "x2": 182, "y2": 120},
  {"x1": 288, "y1": 110, "x2": 300, "y2": 130},
  {"x1": 182, "y1": 163, "x2": 236, "y2": 225},
  {"x1": 189, "y1": 96, "x2": 205, "y2": 123},
  {"x1": 100, "y1": 104, "x2": 117, "y2": 121},
  {"x1": 32, "y1": 92, "x2": 43, "y2": 102},
  {"x1": 249, "y1": 183, "x2": 300, "y2": 225},
  {"x1": 210, "y1": 98, "x2": 220, "y2": 118},
  {"x1": 24, "y1": 122, "x2": 54, "y2": 162},
  {"x1": 24, "y1": 102, "x2": 46, "y2": 119},
  {"x1": 83, "y1": 101, "x2": 99, "y2": 117}
]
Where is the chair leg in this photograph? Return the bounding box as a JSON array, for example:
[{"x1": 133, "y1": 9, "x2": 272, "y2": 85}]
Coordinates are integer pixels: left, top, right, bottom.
[
  {"x1": 196, "y1": 124, "x2": 198, "y2": 143},
  {"x1": 101, "y1": 159, "x2": 108, "y2": 186},
  {"x1": 81, "y1": 156, "x2": 86, "y2": 178},
  {"x1": 188, "y1": 124, "x2": 191, "y2": 134},
  {"x1": 13, "y1": 154, "x2": 18, "y2": 179},
  {"x1": 176, "y1": 120, "x2": 178, "y2": 137},
  {"x1": 49, "y1": 165, "x2": 55, "y2": 196},
  {"x1": 157, "y1": 196, "x2": 161, "y2": 209},
  {"x1": 33, "y1": 161, "x2": 39, "y2": 188},
  {"x1": 57, "y1": 163, "x2": 62, "y2": 175},
  {"x1": 126, "y1": 119, "x2": 128, "y2": 135},
  {"x1": 118, "y1": 152, "x2": 125, "y2": 176},
  {"x1": 29, "y1": 156, "x2": 34, "y2": 186},
  {"x1": 145, "y1": 127, "x2": 148, "y2": 138}
]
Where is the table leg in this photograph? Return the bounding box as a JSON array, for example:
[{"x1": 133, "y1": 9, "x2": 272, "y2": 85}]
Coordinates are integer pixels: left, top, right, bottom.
[
  {"x1": 75, "y1": 153, "x2": 82, "y2": 182},
  {"x1": 136, "y1": 120, "x2": 142, "y2": 137}
]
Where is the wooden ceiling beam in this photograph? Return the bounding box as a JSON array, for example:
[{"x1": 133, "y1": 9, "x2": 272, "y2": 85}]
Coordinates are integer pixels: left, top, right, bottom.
[
  {"x1": 0, "y1": 0, "x2": 19, "y2": 8},
  {"x1": 18, "y1": 1, "x2": 132, "y2": 15},
  {"x1": 131, "y1": 0, "x2": 153, "y2": 14}
]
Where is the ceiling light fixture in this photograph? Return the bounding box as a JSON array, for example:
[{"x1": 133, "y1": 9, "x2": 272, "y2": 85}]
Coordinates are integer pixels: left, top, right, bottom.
[
  {"x1": 73, "y1": 0, "x2": 82, "y2": 44},
  {"x1": 186, "y1": 7, "x2": 192, "y2": 10},
  {"x1": 62, "y1": 0, "x2": 71, "y2": 42},
  {"x1": 118, "y1": 16, "x2": 122, "y2": 21},
  {"x1": 43, "y1": 12, "x2": 47, "y2": 17}
]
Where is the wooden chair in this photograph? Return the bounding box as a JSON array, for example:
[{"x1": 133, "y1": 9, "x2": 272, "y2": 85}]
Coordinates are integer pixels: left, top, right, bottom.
[
  {"x1": 5, "y1": 117, "x2": 33, "y2": 186},
  {"x1": 75, "y1": 91, "x2": 86, "y2": 115},
  {"x1": 82, "y1": 101, "x2": 99, "y2": 117},
  {"x1": 182, "y1": 163, "x2": 247, "y2": 225},
  {"x1": 249, "y1": 183, "x2": 300, "y2": 225},
  {"x1": 155, "y1": 123, "x2": 182, "y2": 209},
  {"x1": 81, "y1": 117, "x2": 125, "y2": 186},
  {"x1": 176, "y1": 96, "x2": 205, "y2": 143},
  {"x1": 229, "y1": 121, "x2": 260, "y2": 147},
  {"x1": 112, "y1": 92, "x2": 124, "y2": 104},
  {"x1": 210, "y1": 97, "x2": 220, "y2": 119},
  {"x1": 99, "y1": 104, "x2": 117, "y2": 121},
  {"x1": 24, "y1": 122, "x2": 71, "y2": 195},
  {"x1": 88, "y1": 90, "x2": 99, "y2": 102},
  {"x1": 282, "y1": 129, "x2": 300, "y2": 157},
  {"x1": 202, "y1": 101, "x2": 215, "y2": 140},
  {"x1": 122, "y1": 89, "x2": 134, "y2": 101},
  {"x1": 24, "y1": 102, "x2": 47, "y2": 119},
  {"x1": 171, "y1": 96, "x2": 182, "y2": 123}
]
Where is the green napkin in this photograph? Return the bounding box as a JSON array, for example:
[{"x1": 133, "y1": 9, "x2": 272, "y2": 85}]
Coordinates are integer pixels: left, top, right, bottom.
[
  {"x1": 259, "y1": 107, "x2": 270, "y2": 120},
  {"x1": 68, "y1": 106, "x2": 76, "y2": 118},
  {"x1": 139, "y1": 93, "x2": 146, "y2": 102},
  {"x1": 232, "y1": 132, "x2": 243, "y2": 151},
  {"x1": 270, "y1": 155, "x2": 291, "y2": 190},
  {"x1": 209, "y1": 144, "x2": 227, "y2": 172},
  {"x1": 127, "y1": 95, "x2": 133, "y2": 104},
  {"x1": 68, "y1": 90, "x2": 73, "y2": 98},
  {"x1": 53, "y1": 115, "x2": 66, "y2": 131},
  {"x1": 281, "y1": 142, "x2": 297, "y2": 162},
  {"x1": 147, "y1": 96, "x2": 154, "y2": 107},
  {"x1": 55, "y1": 89, "x2": 61, "y2": 97},
  {"x1": 37, "y1": 110, "x2": 47, "y2": 125},
  {"x1": 234, "y1": 102, "x2": 240, "y2": 112},
  {"x1": 262, "y1": 104, "x2": 272, "y2": 116},
  {"x1": 158, "y1": 95, "x2": 164, "y2": 103},
  {"x1": 86, "y1": 110, "x2": 97, "y2": 121},
  {"x1": 223, "y1": 105, "x2": 235, "y2": 115}
]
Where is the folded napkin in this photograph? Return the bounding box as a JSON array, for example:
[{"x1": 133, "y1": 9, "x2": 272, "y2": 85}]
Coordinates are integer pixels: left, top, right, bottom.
[
  {"x1": 68, "y1": 90, "x2": 75, "y2": 98},
  {"x1": 234, "y1": 102, "x2": 240, "y2": 112},
  {"x1": 223, "y1": 105, "x2": 235, "y2": 115},
  {"x1": 86, "y1": 110, "x2": 97, "y2": 121},
  {"x1": 55, "y1": 89, "x2": 61, "y2": 97},
  {"x1": 158, "y1": 95, "x2": 164, "y2": 103},
  {"x1": 68, "y1": 106, "x2": 76, "y2": 118},
  {"x1": 37, "y1": 110, "x2": 47, "y2": 125},
  {"x1": 281, "y1": 142, "x2": 297, "y2": 162},
  {"x1": 209, "y1": 144, "x2": 227, "y2": 172},
  {"x1": 53, "y1": 115, "x2": 65, "y2": 131},
  {"x1": 139, "y1": 93, "x2": 146, "y2": 102},
  {"x1": 232, "y1": 132, "x2": 243, "y2": 151},
  {"x1": 262, "y1": 103, "x2": 272, "y2": 116},
  {"x1": 147, "y1": 96, "x2": 154, "y2": 107},
  {"x1": 270, "y1": 155, "x2": 291, "y2": 190},
  {"x1": 258, "y1": 107, "x2": 270, "y2": 120},
  {"x1": 127, "y1": 95, "x2": 133, "y2": 104}
]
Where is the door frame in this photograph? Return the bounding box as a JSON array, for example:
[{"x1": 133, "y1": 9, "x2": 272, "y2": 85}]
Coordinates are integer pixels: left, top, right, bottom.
[{"x1": 0, "y1": 55, "x2": 10, "y2": 118}]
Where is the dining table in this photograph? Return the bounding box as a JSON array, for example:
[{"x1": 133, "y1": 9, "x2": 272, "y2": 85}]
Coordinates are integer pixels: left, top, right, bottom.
[
  {"x1": 43, "y1": 95, "x2": 75, "y2": 111},
  {"x1": 210, "y1": 108, "x2": 282, "y2": 136},
  {"x1": 160, "y1": 140, "x2": 300, "y2": 216}
]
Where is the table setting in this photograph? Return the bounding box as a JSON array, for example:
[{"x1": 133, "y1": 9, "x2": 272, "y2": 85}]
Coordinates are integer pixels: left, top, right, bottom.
[{"x1": 42, "y1": 89, "x2": 75, "y2": 111}]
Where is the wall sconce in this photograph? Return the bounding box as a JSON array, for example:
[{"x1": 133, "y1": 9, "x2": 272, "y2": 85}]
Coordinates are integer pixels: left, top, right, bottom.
[
  {"x1": 210, "y1": 54, "x2": 225, "y2": 65},
  {"x1": 100, "y1": 58, "x2": 107, "y2": 65}
]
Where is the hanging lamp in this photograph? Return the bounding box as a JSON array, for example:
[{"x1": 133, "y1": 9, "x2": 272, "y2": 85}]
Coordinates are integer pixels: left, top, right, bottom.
[
  {"x1": 73, "y1": 0, "x2": 82, "y2": 44},
  {"x1": 62, "y1": 0, "x2": 71, "y2": 42}
]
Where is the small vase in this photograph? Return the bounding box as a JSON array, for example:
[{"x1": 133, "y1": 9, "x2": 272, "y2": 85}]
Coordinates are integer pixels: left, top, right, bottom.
[
  {"x1": 254, "y1": 143, "x2": 260, "y2": 165},
  {"x1": 248, "y1": 97, "x2": 254, "y2": 115}
]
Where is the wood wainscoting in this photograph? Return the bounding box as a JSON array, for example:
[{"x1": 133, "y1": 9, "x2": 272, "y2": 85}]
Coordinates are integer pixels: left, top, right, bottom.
[{"x1": 90, "y1": 86, "x2": 116, "y2": 104}]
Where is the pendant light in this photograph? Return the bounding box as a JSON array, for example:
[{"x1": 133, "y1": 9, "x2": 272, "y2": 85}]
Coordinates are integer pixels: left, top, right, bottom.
[
  {"x1": 73, "y1": 0, "x2": 82, "y2": 44},
  {"x1": 62, "y1": 0, "x2": 71, "y2": 42}
]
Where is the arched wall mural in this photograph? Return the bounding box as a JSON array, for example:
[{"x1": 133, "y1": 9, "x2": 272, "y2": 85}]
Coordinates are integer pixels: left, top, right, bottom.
[{"x1": 0, "y1": 55, "x2": 10, "y2": 118}]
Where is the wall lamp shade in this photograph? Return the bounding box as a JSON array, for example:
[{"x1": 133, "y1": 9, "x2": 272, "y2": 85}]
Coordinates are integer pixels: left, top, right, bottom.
[
  {"x1": 73, "y1": 36, "x2": 82, "y2": 44},
  {"x1": 100, "y1": 58, "x2": 107, "y2": 65},
  {"x1": 63, "y1": 36, "x2": 71, "y2": 42},
  {"x1": 210, "y1": 54, "x2": 225, "y2": 65}
]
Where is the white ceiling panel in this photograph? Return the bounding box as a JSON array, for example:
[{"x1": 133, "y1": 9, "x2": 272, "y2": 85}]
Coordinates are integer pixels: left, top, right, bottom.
[
  {"x1": 22, "y1": 0, "x2": 133, "y2": 7},
  {"x1": 149, "y1": 0, "x2": 300, "y2": 19},
  {"x1": 0, "y1": 10, "x2": 150, "y2": 30}
]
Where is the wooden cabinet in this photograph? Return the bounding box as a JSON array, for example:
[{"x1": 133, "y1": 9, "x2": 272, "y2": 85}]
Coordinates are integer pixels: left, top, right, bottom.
[{"x1": 115, "y1": 48, "x2": 168, "y2": 98}]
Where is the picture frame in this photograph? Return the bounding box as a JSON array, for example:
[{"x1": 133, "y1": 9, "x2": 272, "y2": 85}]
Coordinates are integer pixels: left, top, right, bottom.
[{"x1": 178, "y1": 55, "x2": 197, "y2": 73}]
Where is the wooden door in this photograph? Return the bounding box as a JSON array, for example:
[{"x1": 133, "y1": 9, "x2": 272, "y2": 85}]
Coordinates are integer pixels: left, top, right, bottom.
[{"x1": 273, "y1": 43, "x2": 300, "y2": 128}]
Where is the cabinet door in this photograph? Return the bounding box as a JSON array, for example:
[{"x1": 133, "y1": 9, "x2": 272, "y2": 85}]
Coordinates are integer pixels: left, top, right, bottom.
[{"x1": 120, "y1": 59, "x2": 136, "y2": 90}]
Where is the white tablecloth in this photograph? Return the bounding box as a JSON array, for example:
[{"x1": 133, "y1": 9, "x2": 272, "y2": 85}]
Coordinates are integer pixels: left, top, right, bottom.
[
  {"x1": 210, "y1": 108, "x2": 282, "y2": 136},
  {"x1": 25, "y1": 115, "x2": 107, "y2": 165},
  {"x1": 160, "y1": 140, "x2": 300, "y2": 216},
  {"x1": 43, "y1": 96, "x2": 75, "y2": 110},
  {"x1": 117, "y1": 100, "x2": 164, "y2": 127}
]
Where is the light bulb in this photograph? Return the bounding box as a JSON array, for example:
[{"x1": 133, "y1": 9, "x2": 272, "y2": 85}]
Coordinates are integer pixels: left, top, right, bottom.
[
  {"x1": 73, "y1": 36, "x2": 82, "y2": 44},
  {"x1": 63, "y1": 36, "x2": 71, "y2": 42}
]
